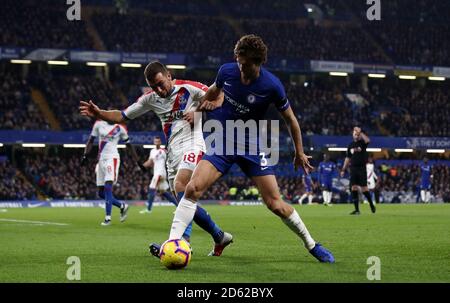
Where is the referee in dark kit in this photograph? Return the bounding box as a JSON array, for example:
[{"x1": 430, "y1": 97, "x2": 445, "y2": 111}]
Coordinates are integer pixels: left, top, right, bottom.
[{"x1": 340, "y1": 126, "x2": 376, "y2": 215}]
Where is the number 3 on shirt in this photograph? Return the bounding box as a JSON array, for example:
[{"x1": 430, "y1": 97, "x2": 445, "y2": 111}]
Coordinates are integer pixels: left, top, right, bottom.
[{"x1": 259, "y1": 152, "x2": 268, "y2": 167}]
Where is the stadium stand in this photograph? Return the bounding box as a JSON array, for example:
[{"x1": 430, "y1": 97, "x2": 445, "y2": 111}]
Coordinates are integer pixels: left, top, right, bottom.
[
  {"x1": 2, "y1": 146, "x2": 449, "y2": 203},
  {"x1": 240, "y1": 20, "x2": 387, "y2": 63},
  {"x1": 16, "y1": 149, "x2": 151, "y2": 201},
  {"x1": 2, "y1": 63, "x2": 449, "y2": 137},
  {"x1": 0, "y1": 63, "x2": 49, "y2": 130},
  {"x1": 0, "y1": 0, "x2": 94, "y2": 49},
  {"x1": 0, "y1": 158, "x2": 37, "y2": 200},
  {"x1": 92, "y1": 13, "x2": 238, "y2": 56},
  {"x1": 218, "y1": 0, "x2": 307, "y2": 20}
]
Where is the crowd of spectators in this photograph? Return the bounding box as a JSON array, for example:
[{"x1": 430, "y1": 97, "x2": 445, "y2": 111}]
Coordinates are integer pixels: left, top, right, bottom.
[
  {"x1": 0, "y1": 64, "x2": 49, "y2": 130},
  {"x1": 2, "y1": 148, "x2": 450, "y2": 203},
  {"x1": 128, "y1": 0, "x2": 220, "y2": 16},
  {"x1": 0, "y1": 0, "x2": 93, "y2": 49},
  {"x1": 367, "y1": 83, "x2": 450, "y2": 137},
  {"x1": 349, "y1": 0, "x2": 450, "y2": 23},
  {"x1": 377, "y1": 162, "x2": 450, "y2": 203},
  {"x1": 1, "y1": 61, "x2": 449, "y2": 138},
  {"x1": 2, "y1": 65, "x2": 449, "y2": 138},
  {"x1": 240, "y1": 20, "x2": 387, "y2": 63},
  {"x1": 33, "y1": 73, "x2": 156, "y2": 131},
  {"x1": 347, "y1": 0, "x2": 450, "y2": 66},
  {"x1": 1, "y1": 0, "x2": 450, "y2": 67},
  {"x1": 187, "y1": 162, "x2": 450, "y2": 203},
  {"x1": 364, "y1": 22, "x2": 450, "y2": 66},
  {"x1": 85, "y1": 0, "x2": 220, "y2": 16},
  {"x1": 219, "y1": 0, "x2": 307, "y2": 20},
  {"x1": 0, "y1": 158, "x2": 36, "y2": 200},
  {"x1": 286, "y1": 83, "x2": 375, "y2": 136},
  {"x1": 38, "y1": 74, "x2": 122, "y2": 130},
  {"x1": 92, "y1": 13, "x2": 237, "y2": 56},
  {"x1": 17, "y1": 149, "x2": 151, "y2": 201}
]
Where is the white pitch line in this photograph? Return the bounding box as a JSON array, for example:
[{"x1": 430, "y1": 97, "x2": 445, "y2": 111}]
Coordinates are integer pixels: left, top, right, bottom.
[{"x1": 0, "y1": 219, "x2": 69, "y2": 226}]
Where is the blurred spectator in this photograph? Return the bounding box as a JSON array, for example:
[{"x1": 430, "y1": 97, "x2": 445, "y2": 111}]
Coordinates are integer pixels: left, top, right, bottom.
[{"x1": 0, "y1": 159, "x2": 36, "y2": 200}]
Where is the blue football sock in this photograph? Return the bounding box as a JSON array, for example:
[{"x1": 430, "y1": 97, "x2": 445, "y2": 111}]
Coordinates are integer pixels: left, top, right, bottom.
[
  {"x1": 176, "y1": 192, "x2": 184, "y2": 203},
  {"x1": 104, "y1": 183, "x2": 123, "y2": 210},
  {"x1": 183, "y1": 221, "x2": 193, "y2": 240},
  {"x1": 147, "y1": 188, "x2": 156, "y2": 211},
  {"x1": 98, "y1": 189, "x2": 105, "y2": 200},
  {"x1": 194, "y1": 204, "x2": 223, "y2": 243},
  {"x1": 104, "y1": 200, "x2": 112, "y2": 216},
  {"x1": 162, "y1": 191, "x2": 178, "y2": 206}
]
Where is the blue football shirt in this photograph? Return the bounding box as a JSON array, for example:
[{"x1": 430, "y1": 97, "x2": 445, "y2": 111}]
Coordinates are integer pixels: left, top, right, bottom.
[{"x1": 208, "y1": 62, "x2": 290, "y2": 155}]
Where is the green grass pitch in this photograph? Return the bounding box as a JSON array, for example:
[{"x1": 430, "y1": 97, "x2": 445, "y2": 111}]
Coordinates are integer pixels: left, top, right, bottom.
[{"x1": 0, "y1": 204, "x2": 449, "y2": 282}]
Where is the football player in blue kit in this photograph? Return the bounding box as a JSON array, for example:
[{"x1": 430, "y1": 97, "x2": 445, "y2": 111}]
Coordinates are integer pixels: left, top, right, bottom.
[
  {"x1": 164, "y1": 35, "x2": 334, "y2": 262},
  {"x1": 318, "y1": 153, "x2": 337, "y2": 206},
  {"x1": 419, "y1": 157, "x2": 433, "y2": 203},
  {"x1": 299, "y1": 174, "x2": 315, "y2": 205}
]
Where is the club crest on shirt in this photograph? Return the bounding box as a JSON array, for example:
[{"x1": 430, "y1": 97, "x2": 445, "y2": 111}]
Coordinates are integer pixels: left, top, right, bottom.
[
  {"x1": 178, "y1": 88, "x2": 190, "y2": 108},
  {"x1": 350, "y1": 147, "x2": 362, "y2": 154},
  {"x1": 247, "y1": 94, "x2": 256, "y2": 104}
]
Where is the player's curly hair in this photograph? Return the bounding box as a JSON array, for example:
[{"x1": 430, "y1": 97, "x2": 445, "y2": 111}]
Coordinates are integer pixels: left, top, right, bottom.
[
  {"x1": 234, "y1": 34, "x2": 268, "y2": 65},
  {"x1": 144, "y1": 61, "x2": 168, "y2": 82}
]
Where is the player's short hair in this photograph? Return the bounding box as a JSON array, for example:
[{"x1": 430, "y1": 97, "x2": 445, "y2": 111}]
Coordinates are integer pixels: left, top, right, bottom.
[
  {"x1": 234, "y1": 34, "x2": 268, "y2": 65},
  {"x1": 353, "y1": 125, "x2": 366, "y2": 133},
  {"x1": 153, "y1": 136, "x2": 161, "y2": 140},
  {"x1": 144, "y1": 61, "x2": 168, "y2": 82}
]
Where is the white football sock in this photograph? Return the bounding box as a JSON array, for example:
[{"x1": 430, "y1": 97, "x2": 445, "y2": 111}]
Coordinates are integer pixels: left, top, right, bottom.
[
  {"x1": 282, "y1": 209, "x2": 315, "y2": 250},
  {"x1": 420, "y1": 190, "x2": 426, "y2": 202},
  {"x1": 426, "y1": 191, "x2": 431, "y2": 203},
  {"x1": 105, "y1": 215, "x2": 111, "y2": 221},
  {"x1": 169, "y1": 197, "x2": 197, "y2": 240},
  {"x1": 322, "y1": 191, "x2": 328, "y2": 204},
  {"x1": 308, "y1": 194, "x2": 313, "y2": 204},
  {"x1": 327, "y1": 191, "x2": 332, "y2": 203},
  {"x1": 299, "y1": 193, "x2": 308, "y2": 204}
]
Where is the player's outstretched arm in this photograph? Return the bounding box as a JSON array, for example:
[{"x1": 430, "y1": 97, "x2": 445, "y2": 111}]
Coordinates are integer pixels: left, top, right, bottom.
[
  {"x1": 198, "y1": 84, "x2": 224, "y2": 111},
  {"x1": 126, "y1": 143, "x2": 146, "y2": 172},
  {"x1": 280, "y1": 106, "x2": 313, "y2": 174},
  {"x1": 81, "y1": 136, "x2": 95, "y2": 166},
  {"x1": 79, "y1": 100, "x2": 125, "y2": 124}
]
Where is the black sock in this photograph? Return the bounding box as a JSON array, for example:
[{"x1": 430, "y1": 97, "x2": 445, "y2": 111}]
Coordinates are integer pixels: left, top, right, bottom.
[
  {"x1": 351, "y1": 190, "x2": 359, "y2": 212},
  {"x1": 363, "y1": 191, "x2": 374, "y2": 208},
  {"x1": 374, "y1": 190, "x2": 380, "y2": 204}
]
